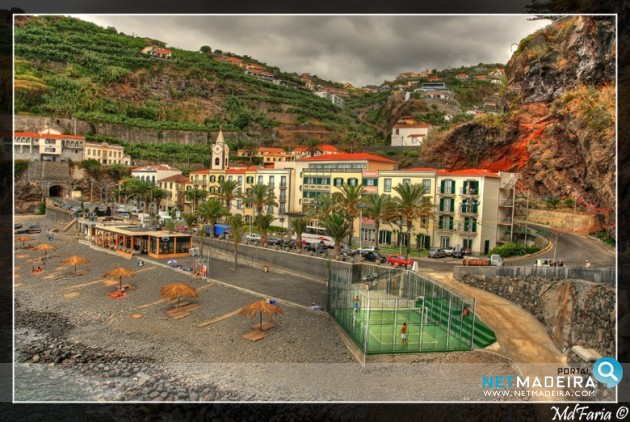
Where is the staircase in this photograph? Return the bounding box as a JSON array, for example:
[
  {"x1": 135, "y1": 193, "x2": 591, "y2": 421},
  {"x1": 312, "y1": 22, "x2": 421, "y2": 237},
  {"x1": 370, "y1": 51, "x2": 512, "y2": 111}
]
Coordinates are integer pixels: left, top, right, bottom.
[
  {"x1": 417, "y1": 298, "x2": 497, "y2": 349},
  {"x1": 63, "y1": 218, "x2": 77, "y2": 232}
]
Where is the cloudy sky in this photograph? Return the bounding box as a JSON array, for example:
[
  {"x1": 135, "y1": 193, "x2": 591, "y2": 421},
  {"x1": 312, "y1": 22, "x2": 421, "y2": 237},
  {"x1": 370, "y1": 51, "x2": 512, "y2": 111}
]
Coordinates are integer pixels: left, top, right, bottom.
[{"x1": 77, "y1": 15, "x2": 548, "y2": 87}]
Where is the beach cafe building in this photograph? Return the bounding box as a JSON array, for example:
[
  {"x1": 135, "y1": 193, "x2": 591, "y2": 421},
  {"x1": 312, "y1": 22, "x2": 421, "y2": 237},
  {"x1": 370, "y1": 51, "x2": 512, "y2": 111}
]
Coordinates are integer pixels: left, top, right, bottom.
[{"x1": 82, "y1": 222, "x2": 192, "y2": 259}]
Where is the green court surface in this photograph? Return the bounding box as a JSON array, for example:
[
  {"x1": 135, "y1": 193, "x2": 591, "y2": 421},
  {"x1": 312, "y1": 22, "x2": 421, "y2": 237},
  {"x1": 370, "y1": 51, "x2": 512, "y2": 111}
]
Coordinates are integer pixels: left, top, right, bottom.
[{"x1": 341, "y1": 309, "x2": 472, "y2": 354}]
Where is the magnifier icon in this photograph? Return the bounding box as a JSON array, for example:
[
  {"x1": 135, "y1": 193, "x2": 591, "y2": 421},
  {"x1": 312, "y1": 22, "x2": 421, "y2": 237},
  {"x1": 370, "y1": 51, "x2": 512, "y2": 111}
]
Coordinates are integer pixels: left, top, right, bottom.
[{"x1": 597, "y1": 361, "x2": 618, "y2": 381}]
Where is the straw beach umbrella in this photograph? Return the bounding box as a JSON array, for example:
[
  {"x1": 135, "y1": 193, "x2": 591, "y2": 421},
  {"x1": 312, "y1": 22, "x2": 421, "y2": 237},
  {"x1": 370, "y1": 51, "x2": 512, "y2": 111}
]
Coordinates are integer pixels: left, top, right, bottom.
[
  {"x1": 104, "y1": 267, "x2": 136, "y2": 292},
  {"x1": 32, "y1": 243, "x2": 57, "y2": 257},
  {"x1": 160, "y1": 283, "x2": 198, "y2": 307},
  {"x1": 15, "y1": 235, "x2": 33, "y2": 244},
  {"x1": 239, "y1": 300, "x2": 284, "y2": 331},
  {"x1": 60, "y1": 255, "x2": 91, "y2": 275}
]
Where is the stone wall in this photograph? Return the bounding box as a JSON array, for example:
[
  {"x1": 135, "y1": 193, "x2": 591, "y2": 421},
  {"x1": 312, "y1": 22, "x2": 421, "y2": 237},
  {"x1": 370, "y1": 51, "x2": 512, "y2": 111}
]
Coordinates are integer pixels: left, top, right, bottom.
[
  {"x1": 455, "y1": 273, "x2": 615, "y2": 357},
  {"x1": 453, "y1": 265, "x2": 615, "y2": 285},
  {"x1": 199, "y1": 237, "x2": 356, "y2": 282},
  {"x1": 45, "y1": 203, "x2": 75, "y2": 224},
  {"x1": 14, "y1": 115, "x2": 236, "y2": 146},
  {"x1": 525, "y1": 209, "x2": 598, "y2": 233}
]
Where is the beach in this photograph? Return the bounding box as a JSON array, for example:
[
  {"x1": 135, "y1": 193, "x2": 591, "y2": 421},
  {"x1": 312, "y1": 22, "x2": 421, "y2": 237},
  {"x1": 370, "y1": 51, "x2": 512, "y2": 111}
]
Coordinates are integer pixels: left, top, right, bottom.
[{"x1": 14, "y1": 216, "x2": 520, "y2": 402}]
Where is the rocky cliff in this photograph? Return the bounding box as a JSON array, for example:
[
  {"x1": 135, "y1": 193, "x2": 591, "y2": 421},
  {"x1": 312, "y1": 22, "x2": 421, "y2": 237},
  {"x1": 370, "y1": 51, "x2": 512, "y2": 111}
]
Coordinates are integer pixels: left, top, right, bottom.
[{"x1": 422, "y1": 16, "x2": 616, "y2": 229}]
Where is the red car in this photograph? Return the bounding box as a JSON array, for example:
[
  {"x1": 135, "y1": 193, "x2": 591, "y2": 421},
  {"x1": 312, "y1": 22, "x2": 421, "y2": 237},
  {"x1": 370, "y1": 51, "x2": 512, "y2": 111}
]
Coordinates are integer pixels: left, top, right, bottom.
[{"x1": 386, "y1": 254, "x2": 414, "y2": 267}]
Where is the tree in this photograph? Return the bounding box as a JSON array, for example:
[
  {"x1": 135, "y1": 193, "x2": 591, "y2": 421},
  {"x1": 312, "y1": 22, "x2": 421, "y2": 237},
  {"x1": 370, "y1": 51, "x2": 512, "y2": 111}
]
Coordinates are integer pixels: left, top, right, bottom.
[
  {"x1": 181, "y1": 213, "x2": 197, "y2": 234},
  {"x1": 340, "y1": 131, "x2": 363, "y2": 153},
  {"x1": 545, "y1": 196, "x2": 560, "y2": 209},
  {"x1": 392, "y1": 183, "x2": 434, "y2": 258},
  {"x1": 332, "y1": 184, "x2": 365, "y2": 246},
  {"x1": 150, "y1": 186, "x2": 167, "y2": 214},
  {"x1": 241, "y1": 140, "x2": 259, "y2": 165},
  {"x1": 245, "y1": 183, "x2": 278, "y2": 217},
  {"x1": 200, "y1": 45, "x2": 212, "y2": 54},
  {"x1": 255, "y1": 214, "x2": 275, "y2": 247},
  {"x1": 289, "y1": 217, "x2": 309, "y2": 251},
  {"x1": 197, "y1": 198, "x2": 229, "y2": 239},
  {"x1": 217, "y1": 179, "x2": 241, "y2": 209},
  {"x1": 301, "y1": 137, "x2": 322, "y2": 157},
  {"x1": 184, "y1": 188, "x2": 208, "y2": 213},
  {"x1": 227, "y1": 214, "x2": 248, "y2": 270},
  {"x1": 321, "y1": 212, "x2": 353, "y2": 257},
  {"x1": 104, "y1": 163, "x2": 130, "y2": 181},
  {"x1": 362, "y1": 194, "x2": 394, "y2": 248}
]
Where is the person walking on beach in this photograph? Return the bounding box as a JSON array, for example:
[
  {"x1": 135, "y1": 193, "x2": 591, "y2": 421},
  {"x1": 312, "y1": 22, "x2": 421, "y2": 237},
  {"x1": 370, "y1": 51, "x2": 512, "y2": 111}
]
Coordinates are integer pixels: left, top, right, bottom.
[
  {"x1": 353, "y1": 295, "x2": 359, "y2": 313},
  {"x1": 401, "y1": 322, "x2": 408, "y2": 344}
]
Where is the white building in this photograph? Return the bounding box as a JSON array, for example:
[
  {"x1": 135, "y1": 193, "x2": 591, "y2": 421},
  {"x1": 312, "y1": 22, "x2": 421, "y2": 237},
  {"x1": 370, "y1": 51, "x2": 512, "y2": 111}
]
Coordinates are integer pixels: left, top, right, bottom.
[
  {"x1": 390, "y1": 120, "x2": 432, "y2": 147},
  {"x1": 131, "y1": 164, "x2": 182, "y2": 185}
]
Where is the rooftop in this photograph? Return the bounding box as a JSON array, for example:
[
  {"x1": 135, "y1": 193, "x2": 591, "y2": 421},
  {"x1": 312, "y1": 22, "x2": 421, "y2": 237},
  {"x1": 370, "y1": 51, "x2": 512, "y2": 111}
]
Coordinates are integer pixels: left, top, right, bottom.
[
  {"x1": 438, "y1": 168, "x2": 500, "y2": 178},
  {"x1": 301, "y1": 152, "x2": 397, "y2": 164}
]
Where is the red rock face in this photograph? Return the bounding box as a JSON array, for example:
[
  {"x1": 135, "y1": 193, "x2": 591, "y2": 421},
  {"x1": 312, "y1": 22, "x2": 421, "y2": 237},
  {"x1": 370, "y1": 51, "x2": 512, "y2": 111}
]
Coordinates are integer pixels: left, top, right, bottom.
[{"x1": 423, "y1": 17, "x2": 615, "y2": 227}]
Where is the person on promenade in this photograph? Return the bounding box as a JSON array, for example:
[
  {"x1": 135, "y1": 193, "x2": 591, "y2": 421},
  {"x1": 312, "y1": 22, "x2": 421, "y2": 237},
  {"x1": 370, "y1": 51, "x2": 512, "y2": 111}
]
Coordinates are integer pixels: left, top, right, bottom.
[
  {"x1": 353, "y1": 295, "x2": 360, "y2": 314},
  {"x1": 401, "y1": 322, "x2": 407, "y2": 344},
  {"x1": 462, "y1": 307, "x2": 469, "y2": 317}
]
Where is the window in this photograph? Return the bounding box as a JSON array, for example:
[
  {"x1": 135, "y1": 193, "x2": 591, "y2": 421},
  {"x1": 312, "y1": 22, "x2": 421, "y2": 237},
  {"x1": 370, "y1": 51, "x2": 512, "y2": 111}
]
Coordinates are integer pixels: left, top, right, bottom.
[
  {"x1": 267, "y1": 205, "x2": 274, "y2": 213},
  {"x1": 363, "y1": 179, "x2": 376, "y2": 186},
  {"x1": 215, "y1": 158, "x2": 220, "y2": 166},
  {"x1": 348, "y1": 178, "x2": 358, "y2": 186},
  {"x1": 239, "y1": 176, "x2": 243, "y2": 185},
  {"x1": 403, "y1": 178, "x2": 411, "y2": 186},
  {"x1": 169, "y1": 183, "x2": 173, "y2": 189},
  {"x1": 236, "y1": 200, "x2": 242, "y2": 210},
  {"x1": 218, "y1": 176, "x2": 224, "y2": 182},
  {"x1": 258, "y1": 176, "x2": 263, "y2": 184},
  {"x1": 423, "y1": 179, "x2": 431, "y2": 192},
  {"x1": 87, "y1": 149, "x2": 91, "y2": 155},
  {"x1": 202, "y1": 175, "x2": 207, "y2": 184},
  {"x1": 280, "y1": 176, "x2": 286, "y2": 186},
  {"x1": 228, "y1": 175, "x2": 233, "y2": 181},
  {"x1": 209, "y1": 187, "x2": 216, "y2": 194},
  {"x1": 210, "y1": 175, "x2": 216, "y2": 183},
  {"x1": 246, "y1": 176, "x2": 253, "y2": 184},
  {"x1": 279, "y1": 204, "x2": 285, "y2": 214},
  {"x1": 334, "y1": 178, "x2": 343, "y2": 187},
  {"x1": 384, "y1": 178, "x2": 392, "y2": 192},
  {"x1": 441, "y1": 179, "x2": 455, "y2": 194},
  {"x1": 269, "y1": 176, "x2": 274, "y2": 187}
]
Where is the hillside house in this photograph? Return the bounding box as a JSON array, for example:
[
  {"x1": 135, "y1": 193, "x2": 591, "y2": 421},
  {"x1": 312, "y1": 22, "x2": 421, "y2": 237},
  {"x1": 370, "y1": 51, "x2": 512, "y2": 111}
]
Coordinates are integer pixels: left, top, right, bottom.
[
  {"x1": 391, "y1": 119, "x2": 432, "y2": 147},
  {"x1": 141, "y1": 46, "x2": 172, "y2": 58},
  {"x1": 455, "y1": 73, "x2": 470, "y2": 80}
]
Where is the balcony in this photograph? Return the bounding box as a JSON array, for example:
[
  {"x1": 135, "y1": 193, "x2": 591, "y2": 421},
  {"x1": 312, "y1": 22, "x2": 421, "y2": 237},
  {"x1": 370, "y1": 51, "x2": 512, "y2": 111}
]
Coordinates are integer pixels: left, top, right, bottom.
[
  {"x1": 460, "y1": 206, "x2": 479, "y2": 215},
  {"x1": 303, "y1": 184, "x2": 329, "y2": 191},
  {"x1": 279, "y1": 183, "x2": 287, "y2": 190},
  {"x1": 436, "y1": 225, "x2": 455, "y2": 232},
  {"x1": 497, "y1": 217, "x2": 513, "y2": 225},
  {"x1": 460, "y1": 188, "x2": 479, "y2": 196},
  {"x1": 456, "y1": 227, "x2": 478, "y2": 235},
  {"x1": 279, "y1": 196, "x2": 287, "y2": 203},
  {"x1": 436, "y1": 187, "x2": 456, "y2": 196},
  {"x1": 499, "y1": 198, "x2": 515, "y2": 207},
  {"x1": 437, "y1": 208, "x2": 454, "y2": 214}
]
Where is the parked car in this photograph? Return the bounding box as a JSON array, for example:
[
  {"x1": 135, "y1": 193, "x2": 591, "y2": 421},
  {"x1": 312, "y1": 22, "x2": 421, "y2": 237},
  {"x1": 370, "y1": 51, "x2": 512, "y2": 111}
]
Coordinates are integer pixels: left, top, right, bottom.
[
  {"x1": 443, "y1": 247, "x2": 454, "y2": 256},
  {"x1": 246, "y1": 233, "x2": 261, "y2": 242},
  {"x1": 339, "y1": 245, "x2": 356, "y2": 257},
  {"x1": 355, "y1": 246, "x2": 377, "y2": 256},
  {"x1": 451, "y1": 246, "x2": 465, "y2": 258},
  {"x1": 118, "y1": 212, "x2": 130, "y2": 219},
  {"x1": 267, "y1": 237, "x2": 282, "y2": 246},
  {"x1": 428, "y1": 248, "x2": 447, "y2": 259},
  {"x1": 279, "y1": 239, "x2": 296, "y2": 249},
  {"x1": 14, "y1": 223, "x2": 23, "y2": 230},
  {"x1": 362, "y1": 251, "x2": 386, "y2": 263},
  {"x1": 26, "y1": 225, "x2": 42, "y2": 234},
  {"x1": 386, "y1": 254, "x2": 414, "y2": 267}
]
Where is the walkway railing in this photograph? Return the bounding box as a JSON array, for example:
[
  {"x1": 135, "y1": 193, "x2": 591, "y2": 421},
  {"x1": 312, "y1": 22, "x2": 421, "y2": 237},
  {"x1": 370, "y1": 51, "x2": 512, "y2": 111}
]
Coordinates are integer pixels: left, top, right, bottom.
[{"x1": 453, "y1": 265, "x2": 615, "y2": 285}]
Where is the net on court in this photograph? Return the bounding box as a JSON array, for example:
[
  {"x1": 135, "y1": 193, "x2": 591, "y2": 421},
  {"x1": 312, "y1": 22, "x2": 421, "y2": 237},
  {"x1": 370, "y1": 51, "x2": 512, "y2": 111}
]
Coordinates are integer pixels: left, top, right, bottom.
[{"x1": 327, "y1": 266, "x2": 495, "y2": 354}]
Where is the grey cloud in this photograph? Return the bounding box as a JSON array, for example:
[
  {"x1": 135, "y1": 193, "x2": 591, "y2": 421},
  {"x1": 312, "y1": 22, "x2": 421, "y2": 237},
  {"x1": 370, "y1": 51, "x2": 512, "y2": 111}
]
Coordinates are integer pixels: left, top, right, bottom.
[{"x1": 79, "y1": 15, "x2": 548, "y2": 86}]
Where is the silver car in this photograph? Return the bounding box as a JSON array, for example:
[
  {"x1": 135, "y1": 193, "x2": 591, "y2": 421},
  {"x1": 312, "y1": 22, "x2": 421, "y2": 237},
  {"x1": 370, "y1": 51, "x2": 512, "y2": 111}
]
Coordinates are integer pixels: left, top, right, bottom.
[{"x1": 428, "y1": 248, "x2": 447, "y2": 259}]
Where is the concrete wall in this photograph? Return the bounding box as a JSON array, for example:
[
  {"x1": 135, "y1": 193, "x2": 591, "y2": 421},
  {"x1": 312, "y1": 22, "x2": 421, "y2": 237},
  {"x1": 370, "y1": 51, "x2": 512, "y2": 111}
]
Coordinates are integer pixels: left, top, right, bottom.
[
  {"x1": 453, "y1": 265, "x2": 615, "y2": 285},
  {"x1": 199, "y1": 237, "x2": 357, "y2": 282},
  {"x1": 45, "y1": 201, "x2": 75, "y2": 224},
  {"x1": 525, "y1": 209, "x2": 598, "y2": 233},
  {"x1": 454, "y1": 270, "x2": 615, "y2": 356}
]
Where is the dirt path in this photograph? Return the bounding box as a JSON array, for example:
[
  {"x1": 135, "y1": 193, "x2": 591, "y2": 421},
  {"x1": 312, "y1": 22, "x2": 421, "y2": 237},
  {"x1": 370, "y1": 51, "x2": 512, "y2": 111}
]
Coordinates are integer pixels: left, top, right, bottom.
[{"x1": 424, "y1": 271, "x2": 568, "y2": 401}]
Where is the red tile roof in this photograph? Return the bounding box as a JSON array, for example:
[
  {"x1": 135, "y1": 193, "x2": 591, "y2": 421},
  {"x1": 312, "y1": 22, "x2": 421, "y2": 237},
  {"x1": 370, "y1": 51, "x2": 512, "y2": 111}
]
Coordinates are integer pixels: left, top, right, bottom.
[
  {"x1": 475, "y1": 75, "x2": 487, "y2": 79},
  {"x1": 293, "y1": 144, "x2": 339, "y2": 153},
  {"x1": 301, "y1": 152, "x2": 396, "y2": 164},
  {"x1": 227, "y1": 167, "x2": 258, "y2": 174},
  {"x1": 426, "y1": 91, "x2": 446, "y2": 95},
  {"x1": 14, "y1": 131, "x2": 85, "y2": 140},
  {"x1": 13, "y1": 132, "x2": 41, "y2": 138},
  {"x1": 429, "y1": 76, "x2": 441, "y2": 80},
  {"x1": 158, "y1": 175, "x2": 190, "y2": 183},
  {"x1": 394, "y1": 123, "x2": 432, "y2": 129},
  {"x1": 258, "y1": 147, "x2": 285, "y2": 154},
  {"x1": 438, "y1": 169, "x2": 499, "y2": 178},
  {"x1": 456, "y1": 73, "x2": 469, "y2": 77},
  {"x1": 155, "y1": 48, "x2": 171, "y2": 55}
]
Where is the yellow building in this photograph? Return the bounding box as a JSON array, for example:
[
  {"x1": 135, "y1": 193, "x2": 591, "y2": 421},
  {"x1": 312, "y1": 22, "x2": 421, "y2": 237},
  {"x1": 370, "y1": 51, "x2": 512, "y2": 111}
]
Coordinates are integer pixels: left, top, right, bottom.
[
  {"x1": 236, "y1": 147, "x2": 289, "y2": 163},
  {"x1": 85, "y1": 141, "x2": 131, "y2": 165},
  {"x1": 157, "y1": 174, "x2": 190, "y2": 212}
]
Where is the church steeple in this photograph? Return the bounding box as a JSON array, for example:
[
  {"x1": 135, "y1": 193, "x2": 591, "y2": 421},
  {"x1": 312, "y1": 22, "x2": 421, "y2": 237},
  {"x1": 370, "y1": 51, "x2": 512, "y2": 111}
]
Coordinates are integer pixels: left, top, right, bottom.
[{"x1": 211, "y1": 129, "x2": 229, "y2": 170}]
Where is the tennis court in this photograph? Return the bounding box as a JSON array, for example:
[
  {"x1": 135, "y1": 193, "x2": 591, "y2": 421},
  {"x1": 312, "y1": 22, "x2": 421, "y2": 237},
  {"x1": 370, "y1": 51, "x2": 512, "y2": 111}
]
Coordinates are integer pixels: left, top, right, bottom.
[{"x1": 328, "y1": 267, "x2": 496, "y2": 355}]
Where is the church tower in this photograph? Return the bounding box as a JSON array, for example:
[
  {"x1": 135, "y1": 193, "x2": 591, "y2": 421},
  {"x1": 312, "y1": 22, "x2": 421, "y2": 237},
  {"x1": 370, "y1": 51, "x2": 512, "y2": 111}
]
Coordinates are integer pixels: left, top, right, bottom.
[{"x1": 211, "y1": 130, "x2": 230, "y2": 170}]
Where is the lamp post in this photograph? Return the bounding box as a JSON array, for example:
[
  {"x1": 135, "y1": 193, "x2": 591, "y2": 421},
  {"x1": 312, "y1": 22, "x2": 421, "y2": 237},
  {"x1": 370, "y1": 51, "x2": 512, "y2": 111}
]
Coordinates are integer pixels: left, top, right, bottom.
[
  {"x1": 466, "y1": 181, "x2": 480, "y2": 256},
  {"x1": 357, "y1": 203, "x2": 368, "y2": 251},
  {"x1": 553, "y1": 230, "x2": 558, "y2": 260}
]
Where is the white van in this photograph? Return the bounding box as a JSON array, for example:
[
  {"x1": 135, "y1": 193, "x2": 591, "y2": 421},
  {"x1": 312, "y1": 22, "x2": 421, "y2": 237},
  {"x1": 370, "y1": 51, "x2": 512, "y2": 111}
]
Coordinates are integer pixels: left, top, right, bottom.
[
  {"x1": 535, "y1": 259, "x2": 552, "y2": 267},
  {"x1": 116, "y1": 204, "x2": 128, "y2": 213}
]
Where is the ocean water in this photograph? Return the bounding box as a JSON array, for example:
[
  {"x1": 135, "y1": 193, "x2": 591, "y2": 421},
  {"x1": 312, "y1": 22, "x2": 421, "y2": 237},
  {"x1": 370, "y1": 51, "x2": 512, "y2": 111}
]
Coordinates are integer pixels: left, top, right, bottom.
[{"x1": 14, "y1": 362, "x2": 121, "y2": 402}]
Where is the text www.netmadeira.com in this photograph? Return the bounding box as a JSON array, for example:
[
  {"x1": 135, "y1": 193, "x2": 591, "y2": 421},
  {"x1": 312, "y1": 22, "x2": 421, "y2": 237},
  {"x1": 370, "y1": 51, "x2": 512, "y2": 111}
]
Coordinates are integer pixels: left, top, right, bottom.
[{"x1": 483, "y1": 389, "x2": 596, "y2": 398}]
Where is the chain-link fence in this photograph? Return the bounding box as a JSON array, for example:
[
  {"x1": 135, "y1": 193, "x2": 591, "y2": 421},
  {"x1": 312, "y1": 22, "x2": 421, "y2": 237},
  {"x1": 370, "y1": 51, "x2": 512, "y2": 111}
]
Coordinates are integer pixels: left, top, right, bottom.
[{"x1": 328, "y1": 266, "x2": 495, "y2": 354}]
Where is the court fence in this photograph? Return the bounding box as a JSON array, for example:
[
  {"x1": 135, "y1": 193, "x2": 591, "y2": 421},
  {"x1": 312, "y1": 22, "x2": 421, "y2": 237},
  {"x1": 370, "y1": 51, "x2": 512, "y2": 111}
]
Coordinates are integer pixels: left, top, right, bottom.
[{"x1": 327, "y1": 266, "x2": 496, "y2": 354}]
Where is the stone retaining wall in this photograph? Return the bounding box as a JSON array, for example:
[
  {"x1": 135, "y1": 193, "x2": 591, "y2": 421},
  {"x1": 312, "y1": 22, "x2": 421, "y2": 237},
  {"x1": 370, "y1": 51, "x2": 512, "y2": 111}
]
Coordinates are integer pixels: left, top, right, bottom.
[
  {"x1": 45, "y1": 201, "x2": 75, "y2": 224},
  {"x1": 525, "y1": 209, "x2": 598, "y2": 233},
  {"x1": 454, "y1": 272, "x2": 615, "y2": 356},
  {"x1": 198, "y1": 238, "x2": 357, "y2": 282},
  {"x1": 453, "y1": 265, "x2": 615, "y2": 285}
]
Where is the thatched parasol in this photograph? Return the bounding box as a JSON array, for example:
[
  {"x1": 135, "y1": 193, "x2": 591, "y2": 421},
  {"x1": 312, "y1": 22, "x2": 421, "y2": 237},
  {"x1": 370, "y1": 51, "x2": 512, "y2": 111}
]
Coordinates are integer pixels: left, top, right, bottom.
[
  {"x1": 160, "y1": 283, "x2": 198, "y2": 307},
  {"x1": 15, "y1": 235, "x2": 33, "y2": 244},
  {"x1": 239, "y1": 300, "x2": 284, "y2": 331},
  {"x1": 60, "y1": 255, "x2": 91, "y2": 275},
  {"x1": 32, "y1": 243, "x2": 57, "y2": 257},
  {"x1": 104, "y1": 267, "x2": 136, "y2": 292}
]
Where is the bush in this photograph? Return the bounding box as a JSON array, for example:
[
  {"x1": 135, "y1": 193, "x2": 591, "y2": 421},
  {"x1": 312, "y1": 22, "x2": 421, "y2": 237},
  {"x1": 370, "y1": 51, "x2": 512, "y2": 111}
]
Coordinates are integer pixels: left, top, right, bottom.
[
  {"x1": 37, "y1": 201, "x2": 46, "y2": 215},
  {"x1": 488, "y1": 242, "x2": 526, "y2": 258},
  {"x1": 15, "y1": 160, "x2": 30, "y2": 178}
]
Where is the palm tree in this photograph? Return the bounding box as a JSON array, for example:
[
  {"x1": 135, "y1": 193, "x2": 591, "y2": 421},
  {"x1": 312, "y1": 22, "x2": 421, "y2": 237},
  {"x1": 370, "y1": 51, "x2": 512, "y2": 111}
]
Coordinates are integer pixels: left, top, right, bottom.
[
  {"x1": 362, "y1": 194, "x2": 394, "y2": 249},
  {"x1": 197, "y1": 198, "x2": 229, "y2": 239},
  {"x1": 332, "y1": 184, "x2": 365, "y2": 246},
  {"x1": 185, "y1": 188, "x2": 208, "y2": 214},
  {"x1": 301, "y1": 137, "x2": 322, "y2": 157},
  {"x1": 392, "y1": 183, "x2": 434, "y2": 259},
  {"x1": 150, "y1": 186, "x2": 167, "y2": 214},
  {"x1": 241, "y1": 140, "x2": 259, "y2": 165},
  {"x1": 182, "y1": 213, "x2": 197, "y2": 234},
  {"x1": 340, "y1": 131, "x2": 363, "y2": 153},
  {"x1": 321, "y1": 212, "x2": 353, "y2": 257},
  {"x1": 308, "y1": 194, "x2": 335, "y2": 224},
  {"x1": 245, "y1": 183, "x2": 278, "y2": 217},
  {"x1": 255, "y1": 214, "x2": 275, "y2": 246},
  {"x1": 217, "y1": 179, "x2": 241, "y2": 209},
  {"x1": 227, "y1": 214, "x2": 248, "y2": 269},
  {"x1": 289, "y1": 217, "x2": 309, "y2": 251}
]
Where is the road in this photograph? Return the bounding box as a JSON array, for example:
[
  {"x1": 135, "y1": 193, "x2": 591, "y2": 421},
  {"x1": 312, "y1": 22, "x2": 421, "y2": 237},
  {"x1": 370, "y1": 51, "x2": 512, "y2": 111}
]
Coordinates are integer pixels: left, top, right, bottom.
[{"x1": 510, "y1": 223, "x2": 615, "y2": 268}]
